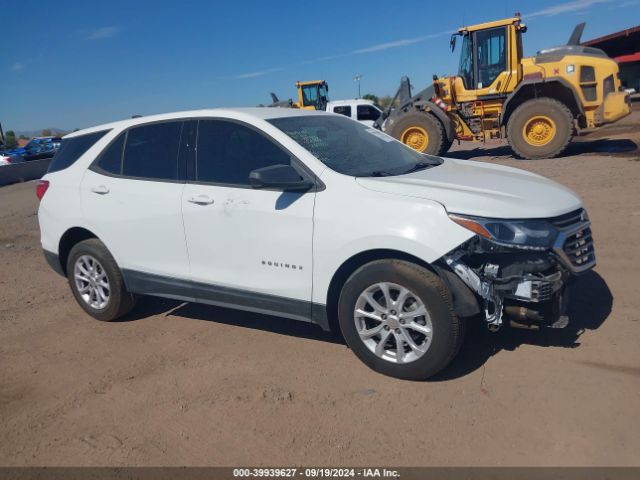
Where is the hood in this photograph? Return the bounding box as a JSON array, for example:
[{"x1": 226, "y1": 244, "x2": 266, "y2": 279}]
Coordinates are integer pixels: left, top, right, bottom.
[{"x1": 356, "y1": 158, "x2": 582, "y2": 219}]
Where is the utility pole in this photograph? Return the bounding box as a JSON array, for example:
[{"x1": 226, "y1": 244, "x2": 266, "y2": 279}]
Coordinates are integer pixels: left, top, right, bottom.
[{"x1": 354, "y1": 74, "x2": 362, "y2": 99}]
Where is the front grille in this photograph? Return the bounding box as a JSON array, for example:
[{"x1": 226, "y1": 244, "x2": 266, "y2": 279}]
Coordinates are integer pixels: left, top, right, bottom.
[
  {"x1": 550, "y1": 209, "x2": 596, "y2": 273},
  {"x1": 563, "y1": 226, "x2": 595, "y2": 270},
  {"x1": 549, "y1": 209, "x2": 585, "y2": 229},
  {"x1": 532, "y1": 281, "x2": 555, "y2": 302},
  {"x1": 580, "y1": 66, "x2": 597, "y2": 101},
  {"x1": 603, "y1": 74, "x2": 615, "y2": 97}
]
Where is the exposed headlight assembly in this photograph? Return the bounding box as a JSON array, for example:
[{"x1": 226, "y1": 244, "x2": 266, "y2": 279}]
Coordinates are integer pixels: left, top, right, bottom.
[{"x1": 449, "y1": 213, "x2": 557, "y2": 250}]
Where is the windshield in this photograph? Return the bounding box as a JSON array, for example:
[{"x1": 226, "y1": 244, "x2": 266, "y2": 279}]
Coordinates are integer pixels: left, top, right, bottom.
[
  {"x1": 301, "y1": 85, "x2": 318, "y2": 106},
  {"x1": 268, "y1": 115, "x2": 442, "y2": 177}
]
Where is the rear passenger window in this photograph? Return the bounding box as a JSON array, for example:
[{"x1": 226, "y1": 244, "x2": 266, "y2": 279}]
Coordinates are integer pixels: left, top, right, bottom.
[
  {"x1": 96, "y1": 134, "x2": 125, "y2": 174},
  {"x1": 196, "y1": 120, "x2": 290, "y2": 185},
  {"x1": 48, "y1": 130, "x2": 108, "y2": 173},
  {"x1": 333, "y1": 105, "x2": 351, "y2": 117},
  {"x1": 122, "y1": 122, "x2": 182, "y2": 180}
]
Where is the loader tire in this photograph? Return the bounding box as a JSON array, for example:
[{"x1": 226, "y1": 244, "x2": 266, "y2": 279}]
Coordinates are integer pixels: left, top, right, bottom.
[
  {"x1": 507, "y1": 97, "x2": 573, "y2": 159},
  {"x1": 389, "y1": 112, "x2": 451, "y2": 156}
]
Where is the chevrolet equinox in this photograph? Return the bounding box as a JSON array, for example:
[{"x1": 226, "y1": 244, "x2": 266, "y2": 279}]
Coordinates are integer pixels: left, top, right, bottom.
[{"x1": 38, "y1": 108, "x2": 595, "y2": 379}]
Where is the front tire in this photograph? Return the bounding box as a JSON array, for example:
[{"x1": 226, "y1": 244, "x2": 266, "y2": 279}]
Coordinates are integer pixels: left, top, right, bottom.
[
  {"x1": 338, "y1": 260, "x2": 463, "y2": 380},
  {"x1": 507, "y1": 97, "x2": 573, "y2": 159},
  {"x1": 67, "y1": 239, "x2": 137, "y2": 321},
  {"x1": 389, "y1": 112, "x2": 451, "y2": 156}
]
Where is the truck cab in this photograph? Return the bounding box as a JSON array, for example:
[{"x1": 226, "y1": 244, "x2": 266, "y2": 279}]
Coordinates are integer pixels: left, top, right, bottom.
[{"x1": 326, "y1": 99, "x2": 383, "y2": 126}]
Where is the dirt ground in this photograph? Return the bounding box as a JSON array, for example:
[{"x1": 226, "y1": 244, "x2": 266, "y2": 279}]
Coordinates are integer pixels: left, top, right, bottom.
[{"x1": 1, "y1": 106, "x2": 639, "y2": 467}]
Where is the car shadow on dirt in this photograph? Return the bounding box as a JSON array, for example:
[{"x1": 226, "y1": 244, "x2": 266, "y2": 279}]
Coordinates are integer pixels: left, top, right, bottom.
[
  {"x1": 432, "y1": 270, "x2": 613, "y2": 381},
  {"x1": 124, "y1": 295, "x2": 343, "y2": 344},
  {"x1": 447, "y1": 138, "x2": 638, "y2": 160},
  {"x1": 120, "y1": 271, "x2": 611, "y2": 379}
]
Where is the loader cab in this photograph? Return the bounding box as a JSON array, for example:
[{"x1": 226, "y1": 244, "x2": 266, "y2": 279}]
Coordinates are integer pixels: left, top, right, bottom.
[
  {"x1": 296, "y1": 81, "x2": 329, "y2": 110},
  {"x1": 452, "y1": 16, "x2": 525, "y2": 101}
]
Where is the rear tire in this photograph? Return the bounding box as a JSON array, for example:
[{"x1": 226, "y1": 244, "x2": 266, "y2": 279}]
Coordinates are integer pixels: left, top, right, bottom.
[
  {"x1": 507, "y1": 97, "x2": 573, "y2": 159},
  {"x1": 66, "y1": 239, "x2": 137, "y2": 321},
  {"x1": 389, "y1": 112, "x2": 451, "y2": 156},
  {"x1": 338, "y1": 259, "x2": 463, "y2": 380}
]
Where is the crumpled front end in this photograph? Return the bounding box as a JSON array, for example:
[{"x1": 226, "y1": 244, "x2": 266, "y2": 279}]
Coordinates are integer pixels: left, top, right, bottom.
[{"x1": 440, "y1": 208, "x2": 595, "y2": 330}]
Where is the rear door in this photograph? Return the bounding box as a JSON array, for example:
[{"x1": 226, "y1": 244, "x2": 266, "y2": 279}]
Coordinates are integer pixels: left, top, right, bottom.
[
  {"x1": 81, "y1": 120, "x2": 190, "y2": 283},
  {"x1": 181, "y1": 118, "x2": 315, "y2": 320}
]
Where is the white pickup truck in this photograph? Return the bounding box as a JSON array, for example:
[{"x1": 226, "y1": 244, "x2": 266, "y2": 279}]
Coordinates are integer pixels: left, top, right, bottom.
[{"x1": 325, "y1": 99, "x2": 383, "y2": 127}]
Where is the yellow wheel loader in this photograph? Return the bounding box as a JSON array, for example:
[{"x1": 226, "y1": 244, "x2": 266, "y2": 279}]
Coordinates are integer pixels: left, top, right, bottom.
[
  {"x1": 379, "y1": 15, "x2": 632, "y2": 159},
  {"x1": 268, "y1": 80, "x2": 330, "y2": 110}
]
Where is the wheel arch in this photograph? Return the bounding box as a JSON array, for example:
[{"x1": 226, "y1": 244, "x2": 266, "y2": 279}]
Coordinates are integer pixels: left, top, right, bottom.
[
  {"x1": 502, "y1": 78, "x2": 583, "y2": 127},
  {"x1": 324, "y1": 249, "x2": 479, "y2": 334},
  {"x1": 58, "y1": 227, "x2": 100, "y2": 275},
  {"x1": 415, "y1": 102, "x2": 456, "y2": 141}
]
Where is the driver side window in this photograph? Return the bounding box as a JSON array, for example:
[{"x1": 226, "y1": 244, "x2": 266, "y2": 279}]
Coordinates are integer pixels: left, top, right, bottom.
[{"x1": 195, "y1": 120, "x2": 291, "y2": 186}]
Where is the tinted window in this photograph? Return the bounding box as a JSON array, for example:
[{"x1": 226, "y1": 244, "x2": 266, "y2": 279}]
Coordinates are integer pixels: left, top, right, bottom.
[
  {"x1": 333, "y1": 105, "x2": 351, "y2": 117},
  {"x1": 475, "y1": 27, "x2": 506, "y2": 88},
  {"x1": 48, "y1": 130, "x2": 109, "y2": 173},
  {"x1": 122, "y1": 122, "x2": 182, "y2": 180},
  {"x1": 357, "y1": 105, "x2": 381, "y2": 121},
  {"x1": 96, "y1": 134, "x2": 125, "y2": 174},
  {"x1": 458, "y1": 34, "x2": 473, "y2": 89},
  {"x1": 269, "y1": 115, "x2": 441, "y2": 177},
  {"x1": 196, "y1": 120, "x2": 290, "y2": 185}
]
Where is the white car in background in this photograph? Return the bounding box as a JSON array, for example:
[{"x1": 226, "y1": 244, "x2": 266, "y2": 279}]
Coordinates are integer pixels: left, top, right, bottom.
[
  {"x1": 326, "y1": 99, "x2": 383, "y2": 127},
  {"x1": 37, "y1": 108, "x2": 595, "y2": 380}
]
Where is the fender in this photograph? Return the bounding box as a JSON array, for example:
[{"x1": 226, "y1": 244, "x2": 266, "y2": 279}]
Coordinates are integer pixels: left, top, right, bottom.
[
  {"x1": 414, "y1": 100, "x2": 457, "y2": 142},
  {"x1": 501, "y1": 76, "x2": 584, "y2": 125},
  {"x1": 405, "y1": 84, "x2": 456, "y2": 141}
]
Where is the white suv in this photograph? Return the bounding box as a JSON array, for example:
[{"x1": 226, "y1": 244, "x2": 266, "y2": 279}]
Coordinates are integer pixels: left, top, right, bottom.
[{"x1": 38, "y1": 108, "x2": 595, "y2": 380}]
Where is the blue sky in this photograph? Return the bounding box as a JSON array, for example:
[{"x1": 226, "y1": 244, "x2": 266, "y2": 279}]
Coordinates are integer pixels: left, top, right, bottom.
[{"x1": 2, "y1": 0, "x2": 639, "y2": 131}]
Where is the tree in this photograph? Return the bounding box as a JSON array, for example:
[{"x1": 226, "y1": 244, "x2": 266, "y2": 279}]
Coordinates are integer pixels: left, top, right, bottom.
[
  {"x1": 363, "y1": 93, "x2": 394, "y2": 109},
  {"x1": 19, "y1": 134, "x2": 28, "y2": 140},
  {"x1": 41, "y1": 129, "x2": 52, "y2": 136},
  {"x1": 4, "y1": 130, "x2": 17, "y2": 148},
  {"x1": 378, "y1": 95, "x2": 394, "y2": 109}
]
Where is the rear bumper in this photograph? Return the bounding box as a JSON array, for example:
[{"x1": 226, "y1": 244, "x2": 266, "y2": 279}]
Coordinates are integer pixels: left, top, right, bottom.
[{"x1": 43, "y1": 249, "x2": 65, "y2": 277}]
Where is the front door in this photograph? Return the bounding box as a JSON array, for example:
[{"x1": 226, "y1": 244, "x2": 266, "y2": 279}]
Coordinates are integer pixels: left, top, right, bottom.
[{"x1": 181, "y1": 119, "x2": 315, "y2": 321}]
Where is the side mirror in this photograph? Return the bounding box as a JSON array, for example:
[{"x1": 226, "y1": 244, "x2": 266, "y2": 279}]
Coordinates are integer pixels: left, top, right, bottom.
[{"x1": 249, "y1": 164, "x2": 314, "y2": 191}]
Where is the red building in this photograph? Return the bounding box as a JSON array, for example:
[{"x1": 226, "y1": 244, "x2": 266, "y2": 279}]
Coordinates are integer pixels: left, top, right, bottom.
[{"x1": 583, "y1": 25, "x2": 640, "y2": 92}]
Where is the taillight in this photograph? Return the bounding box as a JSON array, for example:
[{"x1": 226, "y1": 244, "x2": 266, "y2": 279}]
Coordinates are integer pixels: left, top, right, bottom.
[{"x1": 36, "y1": 180, "x2": 50, "y2": 200}]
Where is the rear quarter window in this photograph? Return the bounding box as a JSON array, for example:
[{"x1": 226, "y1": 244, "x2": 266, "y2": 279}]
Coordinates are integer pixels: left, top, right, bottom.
[{"x1": 48, "y1": 130, "x2": 109, "y2": 173}]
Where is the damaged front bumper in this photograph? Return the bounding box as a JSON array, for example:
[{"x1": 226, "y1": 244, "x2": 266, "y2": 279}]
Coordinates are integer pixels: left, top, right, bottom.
[{"x1": 439, "y1": 209, "x2": 595, "y2": 331}]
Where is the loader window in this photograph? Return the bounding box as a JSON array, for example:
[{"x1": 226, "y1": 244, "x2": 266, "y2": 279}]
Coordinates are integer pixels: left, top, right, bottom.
[
  {"x1": 301, "y1": 85, "x2": 318, "y2": 107},
  {"x1": 458, "y1": 34, "x2": 473, "y2": 89},
  {"x1": 475, "y1": 27, "x2": 506, "y2": 88}
]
